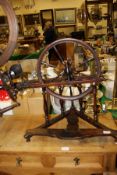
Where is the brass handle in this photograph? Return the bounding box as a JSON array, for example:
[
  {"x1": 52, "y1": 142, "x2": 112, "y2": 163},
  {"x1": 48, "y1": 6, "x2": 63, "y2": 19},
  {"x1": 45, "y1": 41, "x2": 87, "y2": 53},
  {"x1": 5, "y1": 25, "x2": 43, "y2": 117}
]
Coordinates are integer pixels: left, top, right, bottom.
[
  {"x1": 73, "y1": 157, "x2": 80, "y2": 166},
  {"x1": 16, "y1": 157, "x2": 22, "y2": 167}
]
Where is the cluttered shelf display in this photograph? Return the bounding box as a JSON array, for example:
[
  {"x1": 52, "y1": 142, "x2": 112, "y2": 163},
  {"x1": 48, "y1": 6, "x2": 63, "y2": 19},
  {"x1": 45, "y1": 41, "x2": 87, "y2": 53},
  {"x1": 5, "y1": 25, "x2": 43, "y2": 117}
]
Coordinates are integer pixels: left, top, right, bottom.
[
  {"x1": 75, "y1": 0, "x2": 117, "y2": 118},
  {"x1": 85, "y1": 0, "x2": 114, "y2": 39}
]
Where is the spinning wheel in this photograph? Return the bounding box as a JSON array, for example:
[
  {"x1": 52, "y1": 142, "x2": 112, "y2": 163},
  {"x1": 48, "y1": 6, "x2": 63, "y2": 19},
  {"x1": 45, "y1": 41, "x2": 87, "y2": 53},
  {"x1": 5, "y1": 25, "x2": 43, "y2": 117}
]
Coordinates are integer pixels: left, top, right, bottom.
[{"x1": 24, "y1": 38, "x2": 117, "y2": 141}]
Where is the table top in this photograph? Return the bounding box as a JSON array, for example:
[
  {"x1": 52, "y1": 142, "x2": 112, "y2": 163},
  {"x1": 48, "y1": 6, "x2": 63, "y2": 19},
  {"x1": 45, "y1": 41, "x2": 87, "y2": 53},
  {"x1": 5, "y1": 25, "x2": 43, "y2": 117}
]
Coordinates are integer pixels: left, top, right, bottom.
[{"x1": 0, "y1": 112, "x2": 117, "y2": 154}]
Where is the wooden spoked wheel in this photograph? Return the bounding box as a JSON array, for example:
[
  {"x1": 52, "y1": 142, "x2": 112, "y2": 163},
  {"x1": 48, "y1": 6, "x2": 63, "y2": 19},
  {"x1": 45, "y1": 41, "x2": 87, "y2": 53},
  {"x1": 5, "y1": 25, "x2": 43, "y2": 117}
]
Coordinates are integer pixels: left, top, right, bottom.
[
  {"x1": 37, "y1": 38, "x2": 101, "y2": 101},
  {"x1": 0, "y1": 0, "x2": 18, "y2": 66}
]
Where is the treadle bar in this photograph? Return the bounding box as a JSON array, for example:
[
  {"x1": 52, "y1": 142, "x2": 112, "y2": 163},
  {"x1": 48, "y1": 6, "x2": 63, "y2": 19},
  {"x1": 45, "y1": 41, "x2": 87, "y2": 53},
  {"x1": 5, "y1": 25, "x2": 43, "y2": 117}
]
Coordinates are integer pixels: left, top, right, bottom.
[{"x1": 24, "y1": 128, "x2": 117, "y2": 142}]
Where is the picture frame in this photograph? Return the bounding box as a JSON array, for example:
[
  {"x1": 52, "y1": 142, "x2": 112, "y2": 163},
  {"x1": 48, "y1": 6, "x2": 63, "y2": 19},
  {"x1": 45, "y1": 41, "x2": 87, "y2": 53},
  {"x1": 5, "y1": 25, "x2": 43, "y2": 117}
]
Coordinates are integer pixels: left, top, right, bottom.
[
  {"x1": 40, "y1": 9, "x2": 54, "y2": 29},
  {"x1": 0, "y1": 16, "x2": 7, "y2": 25},
  {"x1": 54, "y1": 8, "x2": 76, "y2": 25},
  {"x1": 24, "y1": 13, "x2": 40, "y2": 25}
]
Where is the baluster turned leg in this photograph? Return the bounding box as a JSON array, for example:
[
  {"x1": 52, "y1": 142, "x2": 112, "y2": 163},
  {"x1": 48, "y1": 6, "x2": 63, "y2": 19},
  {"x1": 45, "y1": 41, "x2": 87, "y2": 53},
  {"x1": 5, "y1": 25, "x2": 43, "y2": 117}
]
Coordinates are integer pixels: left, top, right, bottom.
[
  {"x1": 59, "y1": 86, "x2": 65, "y2": 116},
  {"x1": 93, "y1": 85, "x2": 98, "y2": 122},
  {"x1": 42, "y1": 87, "x2": 49, "y2": 124}
]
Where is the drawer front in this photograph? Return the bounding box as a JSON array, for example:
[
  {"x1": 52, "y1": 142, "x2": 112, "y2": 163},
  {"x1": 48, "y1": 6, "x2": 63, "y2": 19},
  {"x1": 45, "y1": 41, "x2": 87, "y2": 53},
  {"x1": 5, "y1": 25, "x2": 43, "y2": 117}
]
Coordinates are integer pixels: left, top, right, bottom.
[
  {"x1": 0, "y1": 153, "x2": 104, "y2": 173},
  {"x1": 55, "y1": 153, "x2": 104, "y2": 168},
  {"x1": 0, "y1": 152, "x2": 104, "y2": 169}
]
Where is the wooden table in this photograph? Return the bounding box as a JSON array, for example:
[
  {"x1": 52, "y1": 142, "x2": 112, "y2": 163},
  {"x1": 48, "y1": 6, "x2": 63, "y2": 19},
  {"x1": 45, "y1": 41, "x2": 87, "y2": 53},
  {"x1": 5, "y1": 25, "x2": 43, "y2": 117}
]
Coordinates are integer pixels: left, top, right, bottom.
[{"x1": 0, "y1": 112, "x2": 117, "y2": 175}]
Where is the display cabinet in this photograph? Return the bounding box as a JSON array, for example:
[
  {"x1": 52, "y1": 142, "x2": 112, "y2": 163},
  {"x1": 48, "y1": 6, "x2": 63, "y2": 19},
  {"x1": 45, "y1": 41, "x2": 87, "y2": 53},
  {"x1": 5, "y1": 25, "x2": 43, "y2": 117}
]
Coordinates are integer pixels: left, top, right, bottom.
[{"x1": 85, "y1": 0, "x2": 114, "y2": 39}]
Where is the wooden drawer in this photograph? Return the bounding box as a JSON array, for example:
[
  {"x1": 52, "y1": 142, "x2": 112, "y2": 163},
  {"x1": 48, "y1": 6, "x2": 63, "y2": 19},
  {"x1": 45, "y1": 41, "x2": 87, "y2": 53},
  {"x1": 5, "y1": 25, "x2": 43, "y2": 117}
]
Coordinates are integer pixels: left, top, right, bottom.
[
  {"x1": 55, "y1": 153, "x2": 103, "y2": 167},
  {"x1": 0, "y1": 152, "x2": 104, "y2": 174}
]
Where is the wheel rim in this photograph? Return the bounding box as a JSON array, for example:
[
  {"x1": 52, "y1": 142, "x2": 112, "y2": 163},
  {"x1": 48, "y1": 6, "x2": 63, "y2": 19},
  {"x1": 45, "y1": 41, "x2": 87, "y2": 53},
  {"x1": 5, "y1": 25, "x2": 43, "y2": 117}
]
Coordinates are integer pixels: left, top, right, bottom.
[
  {"x1": 37, "y1": 38, "x2": 101, "y2": 100},
  {"x1": 0, "y1": 0, "x2": 18, "y2": 66}
]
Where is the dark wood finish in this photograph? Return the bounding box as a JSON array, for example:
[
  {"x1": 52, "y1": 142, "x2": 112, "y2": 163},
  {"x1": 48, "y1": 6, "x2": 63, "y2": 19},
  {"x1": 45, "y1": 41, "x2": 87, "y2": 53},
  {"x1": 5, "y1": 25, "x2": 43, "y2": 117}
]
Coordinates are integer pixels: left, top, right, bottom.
[
  {"x1": 112, "y1": 57, "x2": 117, "y2": 106},
  {"x1": 21, "y1": 38, "x2": 115, "y2": 141},
  {"x1": 1, "y1": 38, "x2": 116, "y2": 142},
  {"x1": 0, "y1": 16, "x2": 7, "y2": 25},
  {"x1": 0, "y1": 172, "x2": 11, "y2": 175},
  {"x1": 113, "y1": 2, "x2": 117, "y2": 11},
  {"x1": 24, "y1": 13, "x2": 40, "y2": 25}
]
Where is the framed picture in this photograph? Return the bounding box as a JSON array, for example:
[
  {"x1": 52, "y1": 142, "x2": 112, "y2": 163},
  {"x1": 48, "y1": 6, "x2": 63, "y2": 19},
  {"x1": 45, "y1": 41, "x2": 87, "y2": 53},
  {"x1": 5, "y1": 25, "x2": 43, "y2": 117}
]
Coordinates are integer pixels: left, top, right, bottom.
[
  {"x1": 0, "y1": 16, "x2": 8, "y2": 25},
  {"x1": 24, "y1": 13, "x2": 40, "y2": 25},
  {"x1": 40, "y1": 9, "x2": 54, "y2": 29},
  {"x1": 54, "y1": 8, "x2": 76, "y2": 25}
]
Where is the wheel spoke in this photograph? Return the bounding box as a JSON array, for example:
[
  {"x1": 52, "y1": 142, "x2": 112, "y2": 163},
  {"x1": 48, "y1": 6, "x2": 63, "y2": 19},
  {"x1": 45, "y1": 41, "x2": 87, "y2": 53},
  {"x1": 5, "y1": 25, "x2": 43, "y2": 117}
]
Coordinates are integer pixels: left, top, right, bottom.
[
  {"x1": 41, "y1": 61, "x2": 56, "y2": 68},
  {"x1": 53, "y1": 46, "x2": 65, "y2": 65},
  {"x1": 83, "y1": 57, "x2": 94, "y2": 64}
]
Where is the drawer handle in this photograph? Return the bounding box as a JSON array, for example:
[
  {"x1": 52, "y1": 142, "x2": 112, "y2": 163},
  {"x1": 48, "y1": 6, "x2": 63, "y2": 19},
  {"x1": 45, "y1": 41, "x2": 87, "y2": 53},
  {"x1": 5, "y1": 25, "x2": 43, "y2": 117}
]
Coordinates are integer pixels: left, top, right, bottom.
[
  {"x1": 73, "y1": 157, "x2": 80, "y2": 166},
  {"x1": 16, "y1": 157, "x2": 22, "y2": 167}
]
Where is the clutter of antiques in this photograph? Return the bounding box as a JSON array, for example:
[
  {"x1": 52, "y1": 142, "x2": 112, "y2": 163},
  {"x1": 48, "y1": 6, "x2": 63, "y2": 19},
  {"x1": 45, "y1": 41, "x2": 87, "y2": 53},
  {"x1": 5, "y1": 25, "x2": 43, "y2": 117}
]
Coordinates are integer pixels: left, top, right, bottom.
[{"x1": 0, "y1": 0, "x2": 117, "y2": 175}]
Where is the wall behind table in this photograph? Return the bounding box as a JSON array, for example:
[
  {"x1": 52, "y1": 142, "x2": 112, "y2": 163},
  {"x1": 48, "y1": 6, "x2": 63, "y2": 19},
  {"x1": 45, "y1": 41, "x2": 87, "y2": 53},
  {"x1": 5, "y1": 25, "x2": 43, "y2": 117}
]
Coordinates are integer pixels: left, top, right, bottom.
[
  {"x1": 0, "y1": 0, "x2": 109, "y2": 38},
  {"x1": 0, "y1": 0, "x2": 83, "y2": 35},
  {"x1": 0, "y1": 0, "x2": 83, "y2": 14}
]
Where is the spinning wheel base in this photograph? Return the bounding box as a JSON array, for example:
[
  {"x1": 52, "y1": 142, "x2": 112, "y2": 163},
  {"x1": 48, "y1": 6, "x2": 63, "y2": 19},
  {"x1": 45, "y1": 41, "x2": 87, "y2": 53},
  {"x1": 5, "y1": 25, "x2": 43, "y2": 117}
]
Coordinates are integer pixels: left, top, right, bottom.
[
  {"x1": 24, "y1": 106, "x2": 117, "y2": 142},
  {"x1": 24, "y1": 128, "x2": 117, "y2": 142}
]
